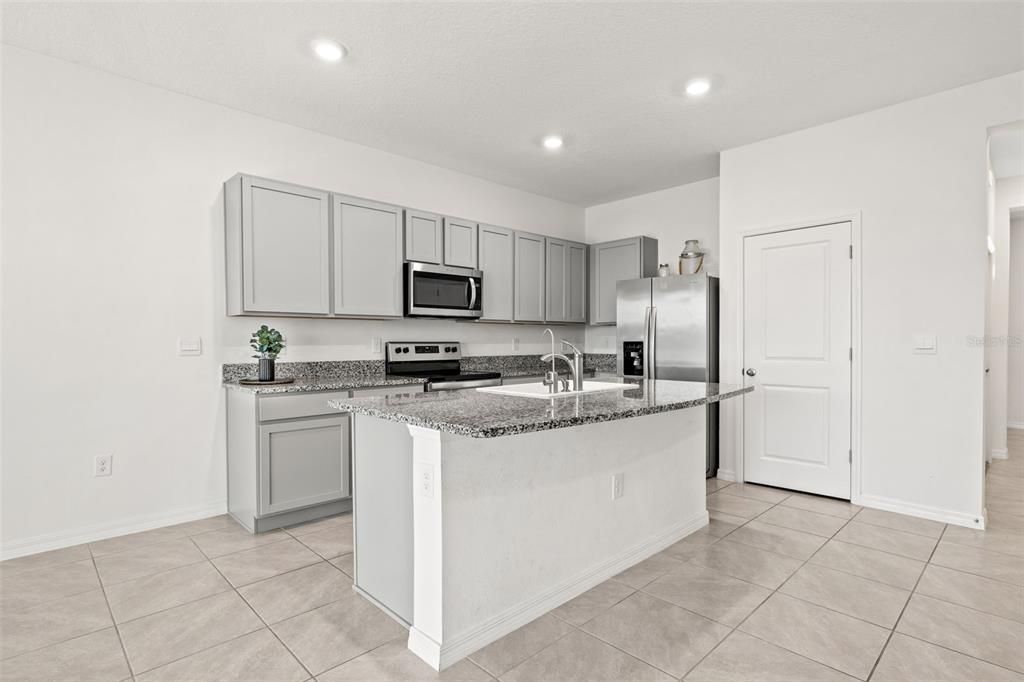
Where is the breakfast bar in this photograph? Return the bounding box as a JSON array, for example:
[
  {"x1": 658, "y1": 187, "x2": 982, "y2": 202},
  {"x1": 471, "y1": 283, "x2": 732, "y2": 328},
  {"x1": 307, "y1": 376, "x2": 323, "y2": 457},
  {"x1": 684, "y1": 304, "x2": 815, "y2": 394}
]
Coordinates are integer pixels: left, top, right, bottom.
[{"x1": 329, "y1": 379, "x2": 751, "y2": 671}]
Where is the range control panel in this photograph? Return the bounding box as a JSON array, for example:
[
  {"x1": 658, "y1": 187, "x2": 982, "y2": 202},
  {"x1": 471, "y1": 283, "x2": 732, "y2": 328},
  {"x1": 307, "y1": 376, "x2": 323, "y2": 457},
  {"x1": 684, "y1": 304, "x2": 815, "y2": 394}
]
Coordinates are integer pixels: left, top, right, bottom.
[{"x1": 386, "y1": 342, "x2": 462, "y2": 361}]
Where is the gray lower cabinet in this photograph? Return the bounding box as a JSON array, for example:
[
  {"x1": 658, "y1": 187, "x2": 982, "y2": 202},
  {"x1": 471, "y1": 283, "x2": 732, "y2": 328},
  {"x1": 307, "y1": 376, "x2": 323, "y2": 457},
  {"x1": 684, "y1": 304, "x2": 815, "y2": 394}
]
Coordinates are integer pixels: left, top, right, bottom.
[
  {"x1": 405, "y1": 209, "x2": 443, "y2": 263},
  {"x1": 227, "y1": 388, "x2": 353, "y2": 533},
  {"x1": 443, "y1": 217, "x2": 478, "y2": 269},
  {"x1": 225, "y1": 174, "x2": 331, "y2": 316},
  {"x1": 478, "y1": 224, "x2": 515, "y2": 321},
  {"x1": 588, "y1": 236, "x2": 659, "y2": 325},
  {"x1": 545, "y1": 239, "x2": 587, "y2": 324},
  {"x1": 514, "y1": 231, "x2": 546, "y2": 322},
  {"x1": 333, "y1": 195, "x2": 404, "y2": 317},
  {"x1": 259, "y1": 416, "x2": 350, "y2": 515}
]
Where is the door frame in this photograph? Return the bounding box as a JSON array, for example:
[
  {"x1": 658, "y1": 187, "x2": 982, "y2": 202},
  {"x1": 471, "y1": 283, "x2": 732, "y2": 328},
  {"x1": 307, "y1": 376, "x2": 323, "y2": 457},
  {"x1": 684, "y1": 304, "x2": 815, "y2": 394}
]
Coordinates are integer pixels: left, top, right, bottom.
[{"x1": 732, "y1": 213, "x2": 863, "y2": 503}]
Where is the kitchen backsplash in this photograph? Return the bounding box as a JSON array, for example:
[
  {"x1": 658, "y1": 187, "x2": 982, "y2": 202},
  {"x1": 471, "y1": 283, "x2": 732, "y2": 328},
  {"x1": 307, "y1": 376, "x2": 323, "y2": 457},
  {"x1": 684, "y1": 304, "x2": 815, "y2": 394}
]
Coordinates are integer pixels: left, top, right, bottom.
[{"x1": 222, "y1": 353, "x2": 617, "y2": 381}]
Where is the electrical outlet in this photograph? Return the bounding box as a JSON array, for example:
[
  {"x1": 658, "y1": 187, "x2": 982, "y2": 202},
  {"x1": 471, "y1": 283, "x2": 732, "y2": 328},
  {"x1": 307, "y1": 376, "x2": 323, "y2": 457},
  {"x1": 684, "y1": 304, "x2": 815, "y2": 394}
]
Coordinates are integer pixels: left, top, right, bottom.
[
  {"x1": 513, "y1": 337, "x2": 520, "y2": 352},
  {"x1": 611, "y1": 473, "x2": 624, "y2": 500},
  {"x1": 371, "y1": 337, "x2": 383, "y2": 354},
  {"x1": 416, "y1": 461, "x2": 435, "y2": 498},
  {"x1": 94, "y1": 455, "x2": 113, "y2": 477}
]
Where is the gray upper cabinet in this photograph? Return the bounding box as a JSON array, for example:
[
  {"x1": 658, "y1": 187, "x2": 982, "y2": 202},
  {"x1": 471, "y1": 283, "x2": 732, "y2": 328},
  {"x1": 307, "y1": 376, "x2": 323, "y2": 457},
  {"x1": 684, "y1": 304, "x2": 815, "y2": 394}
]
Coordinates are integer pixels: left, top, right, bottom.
[
  {"x1": 443, "y1": 217, "x2": 478, "y2": 269},
  {"x1": 478, "y1": 224, "x2": 515, "y2": 322},
  {"x1": 567, "y1": 242, "x2": 588, "y2": 323},
  {"x1": 332, "y1": 195, "x2": 404, "y2": 318},
  {"x1": 546, "y1": 239, "x2": 587, "y2": 324},
  {"x1": 545, "y1": 239, "x2": 568, "y2": 322},
  {"x1": 405, "y1": 210, "x2": 443, "y2": 263},
  {"x1": 589, "y1": 236, "x2": 658, "y2": 325},
  {"x1": 514, "y1": 231, "x2": 546, "y2": 323},
  {"x1": 225, "y1": 174, "x2": 331, "y2": 316}
]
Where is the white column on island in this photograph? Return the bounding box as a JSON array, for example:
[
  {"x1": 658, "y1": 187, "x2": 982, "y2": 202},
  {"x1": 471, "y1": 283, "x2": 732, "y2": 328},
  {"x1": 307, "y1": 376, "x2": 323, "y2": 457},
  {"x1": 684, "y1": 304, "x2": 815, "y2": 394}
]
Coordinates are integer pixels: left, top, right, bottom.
[{"x1": 406, "y1": 425, "x2": 446, "y2": 670}]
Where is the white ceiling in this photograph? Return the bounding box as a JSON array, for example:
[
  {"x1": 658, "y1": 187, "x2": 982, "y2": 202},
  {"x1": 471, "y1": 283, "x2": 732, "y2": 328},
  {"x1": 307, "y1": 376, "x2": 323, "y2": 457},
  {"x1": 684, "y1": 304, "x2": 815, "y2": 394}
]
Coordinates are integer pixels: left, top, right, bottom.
[{"x1": 4, "y1": 2, "x2": 1023, "y2": 205}]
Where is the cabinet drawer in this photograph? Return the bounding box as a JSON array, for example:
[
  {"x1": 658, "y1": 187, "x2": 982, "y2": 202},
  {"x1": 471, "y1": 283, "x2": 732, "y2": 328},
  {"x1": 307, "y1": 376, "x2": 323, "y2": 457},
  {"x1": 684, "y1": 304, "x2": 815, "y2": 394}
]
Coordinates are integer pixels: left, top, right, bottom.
[
  {"x1": 258, "y1": 390, "x2": 351, "y2": 421},
  {"x1": 259, "y1": 415, "x2": 350, "y2": 516},
  {"x1": 350, "y1": 385, "x2": 423, "y2": 398}
]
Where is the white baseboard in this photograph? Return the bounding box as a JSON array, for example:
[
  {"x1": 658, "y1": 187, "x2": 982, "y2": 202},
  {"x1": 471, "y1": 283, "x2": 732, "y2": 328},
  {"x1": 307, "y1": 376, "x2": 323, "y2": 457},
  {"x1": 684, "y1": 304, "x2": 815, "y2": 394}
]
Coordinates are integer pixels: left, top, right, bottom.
[
  {"x1": 0, "y1": 499, "x2": 228, "y2": 561},
  {"x1": 1008, "y1": 421, "x2": 1024, "y2": 430},
  {"x1": 417, "y1": 510, "x2": 709, "y2": 671},
  {"x1": 991, "y1": 448, "x2": 1010, "y2": 461},
  {"x1": 715, "y1": 469, "x2": 737, "y2": 482},
  {"x1": 857, "y1": 494, "x2": 984, "y2": 530}
]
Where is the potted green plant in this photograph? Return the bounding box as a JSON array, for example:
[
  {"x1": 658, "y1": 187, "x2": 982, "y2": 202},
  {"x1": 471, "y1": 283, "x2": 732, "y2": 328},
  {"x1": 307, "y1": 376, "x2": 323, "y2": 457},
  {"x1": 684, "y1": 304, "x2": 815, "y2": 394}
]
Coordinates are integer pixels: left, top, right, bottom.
[{"x1": 250, "y1": 325, "x2": 285, "y2": 381}]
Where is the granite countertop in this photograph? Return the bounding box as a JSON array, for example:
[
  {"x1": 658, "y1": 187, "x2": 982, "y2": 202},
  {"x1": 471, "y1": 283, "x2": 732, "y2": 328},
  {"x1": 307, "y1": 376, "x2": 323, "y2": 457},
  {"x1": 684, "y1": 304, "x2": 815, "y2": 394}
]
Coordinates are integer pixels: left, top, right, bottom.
[
  {"x1": 222, "y1": 354, "x2": 616, "y2": 395},
  {"x1": 328, "y1": 379, "x2": 752, "y2": 438},
  {"x1": 223, "y1": 374, "x2": 426, "y2": 394}
]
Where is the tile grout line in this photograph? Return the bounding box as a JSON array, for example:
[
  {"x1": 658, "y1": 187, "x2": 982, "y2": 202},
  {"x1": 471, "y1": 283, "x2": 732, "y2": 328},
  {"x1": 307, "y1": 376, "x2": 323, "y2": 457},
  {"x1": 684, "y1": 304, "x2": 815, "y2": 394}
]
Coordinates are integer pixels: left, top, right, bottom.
[
  {"x1": 90, "y1": 549, "x2": 135, "y2": 679},
  {"x1": 672, "y1": 491, "x2": 865, "y2": 680},
  {"x1": 864, "y1": 519, "x2": 946, "y2": 681},
  {"x1": 199, "y1": 538, "x2": 319, "y2": 681}
]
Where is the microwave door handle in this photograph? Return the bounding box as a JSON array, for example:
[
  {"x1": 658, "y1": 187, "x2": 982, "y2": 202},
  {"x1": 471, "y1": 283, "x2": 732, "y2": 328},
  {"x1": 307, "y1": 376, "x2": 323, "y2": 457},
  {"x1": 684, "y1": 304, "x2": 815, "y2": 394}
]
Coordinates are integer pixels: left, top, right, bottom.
[{"x1": 468, "y1": 277, "x2": 477, "y2": 310}]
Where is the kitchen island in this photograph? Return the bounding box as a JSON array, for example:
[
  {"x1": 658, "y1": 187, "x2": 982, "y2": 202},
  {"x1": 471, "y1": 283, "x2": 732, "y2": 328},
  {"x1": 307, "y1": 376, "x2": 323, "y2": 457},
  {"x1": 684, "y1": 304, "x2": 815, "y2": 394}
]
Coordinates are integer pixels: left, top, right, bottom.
[{"x1": 329, "y1": 379, "x2": 751, "y2": 671}]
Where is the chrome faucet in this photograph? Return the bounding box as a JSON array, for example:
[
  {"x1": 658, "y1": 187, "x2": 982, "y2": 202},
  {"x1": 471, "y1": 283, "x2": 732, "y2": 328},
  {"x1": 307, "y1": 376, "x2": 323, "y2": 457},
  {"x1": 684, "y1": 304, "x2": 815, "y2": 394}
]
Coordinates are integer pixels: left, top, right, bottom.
[
  {"x1": 541, "y1": 329, "x2": 583, "y2": 393},
  {"x1": 560, "y1": 339, "x2": 585, "y2": 391}
]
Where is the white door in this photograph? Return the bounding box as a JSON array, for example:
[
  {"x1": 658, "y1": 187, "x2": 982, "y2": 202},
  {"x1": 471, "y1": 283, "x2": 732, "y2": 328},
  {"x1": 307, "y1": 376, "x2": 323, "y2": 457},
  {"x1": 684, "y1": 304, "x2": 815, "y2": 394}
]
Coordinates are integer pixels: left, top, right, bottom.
[{"x1": 743, "y1": 222, "x2": 852, "y2": 498}]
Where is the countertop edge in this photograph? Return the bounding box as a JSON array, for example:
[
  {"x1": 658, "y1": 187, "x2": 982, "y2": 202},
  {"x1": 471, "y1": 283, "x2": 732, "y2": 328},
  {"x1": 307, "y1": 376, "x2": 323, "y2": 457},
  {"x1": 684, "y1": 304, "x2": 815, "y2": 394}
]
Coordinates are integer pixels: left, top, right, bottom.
[{"x1": 328, "y1": 384, "x2": 752, "y2": 438}]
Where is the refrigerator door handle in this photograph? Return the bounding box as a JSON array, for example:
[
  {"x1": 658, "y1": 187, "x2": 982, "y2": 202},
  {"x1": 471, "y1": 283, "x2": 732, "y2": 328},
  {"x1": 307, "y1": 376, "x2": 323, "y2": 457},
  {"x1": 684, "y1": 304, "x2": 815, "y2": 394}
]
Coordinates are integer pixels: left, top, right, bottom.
[
  {"x1": 643, "y1": 306, "x2": 652, "y2": 377},
  {"x1": 650, "y1": 306, "x2": 657, "y2": 380}
]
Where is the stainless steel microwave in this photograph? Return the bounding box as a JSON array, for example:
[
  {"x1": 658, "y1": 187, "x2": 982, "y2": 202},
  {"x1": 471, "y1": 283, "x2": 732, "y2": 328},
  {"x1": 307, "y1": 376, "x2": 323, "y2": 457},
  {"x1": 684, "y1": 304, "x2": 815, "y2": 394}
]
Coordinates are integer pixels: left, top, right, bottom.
[{"x1": 405, "y1": 262, "x2": 483, "y2": 319}]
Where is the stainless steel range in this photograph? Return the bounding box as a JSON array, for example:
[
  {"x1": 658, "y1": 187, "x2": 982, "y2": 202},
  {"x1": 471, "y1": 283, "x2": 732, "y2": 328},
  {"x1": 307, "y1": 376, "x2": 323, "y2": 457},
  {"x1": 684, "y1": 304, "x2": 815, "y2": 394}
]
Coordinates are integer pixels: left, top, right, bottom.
[{"x1": 385, "y1": 342, "x2": 501, "y2": 391}]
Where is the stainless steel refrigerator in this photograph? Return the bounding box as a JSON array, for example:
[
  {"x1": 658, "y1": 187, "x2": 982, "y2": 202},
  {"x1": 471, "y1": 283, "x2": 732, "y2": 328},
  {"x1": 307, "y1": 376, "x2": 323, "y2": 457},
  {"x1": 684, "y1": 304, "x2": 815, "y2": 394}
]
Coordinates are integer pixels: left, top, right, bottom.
[{"x1": 616, "y1": 274, "x2": 720, "y2": 477}]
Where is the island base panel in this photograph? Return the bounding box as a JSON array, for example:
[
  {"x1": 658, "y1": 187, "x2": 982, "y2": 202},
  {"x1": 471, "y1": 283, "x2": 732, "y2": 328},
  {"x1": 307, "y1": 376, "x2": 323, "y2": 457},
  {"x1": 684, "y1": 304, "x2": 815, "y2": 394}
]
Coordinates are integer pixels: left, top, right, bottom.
[{"x1": 352, "y1": 407, "x2": 708, "y2": 671}]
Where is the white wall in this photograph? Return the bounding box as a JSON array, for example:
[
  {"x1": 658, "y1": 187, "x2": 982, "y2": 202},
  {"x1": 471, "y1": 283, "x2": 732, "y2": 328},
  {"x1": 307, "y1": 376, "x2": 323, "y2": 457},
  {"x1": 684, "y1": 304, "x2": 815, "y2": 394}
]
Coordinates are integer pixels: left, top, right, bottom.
[
  {"x1": 988, "y1": 176, "x2": 1024, "y2": 455},
  {"x1": 1009, "y1": 217, "x2": 1024, "y2": 429},
  {"x1": 583, "y1": 178, "x2": 719, "y2": 352},
  {"x1": 0, "y1": 47, "x2": 585, "y2": 557},
  {"x1": 719, "y1": 71, "x2": 1024, "y2": 527}
]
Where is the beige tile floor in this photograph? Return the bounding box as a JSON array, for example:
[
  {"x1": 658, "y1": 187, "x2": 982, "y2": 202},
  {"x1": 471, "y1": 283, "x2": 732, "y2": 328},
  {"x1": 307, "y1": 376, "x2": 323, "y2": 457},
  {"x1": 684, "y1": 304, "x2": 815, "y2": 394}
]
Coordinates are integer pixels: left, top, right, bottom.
[{"x1": 1, "y1": 432, "x2": 1022, "y2": 681}]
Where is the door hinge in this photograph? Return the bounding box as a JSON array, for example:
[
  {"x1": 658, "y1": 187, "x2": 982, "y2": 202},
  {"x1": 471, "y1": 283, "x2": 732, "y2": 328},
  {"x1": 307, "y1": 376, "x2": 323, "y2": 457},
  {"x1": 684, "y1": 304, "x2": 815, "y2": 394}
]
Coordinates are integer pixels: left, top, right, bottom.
[
  {"x1": 849, "y1": 449, "x2": 852, "y2": 463},
  {"x1": 849, "y1": 244, "x2": 853, "y2": 259},
  {"x1": 849, "y1": 347, "x2": 853, "y2": 362}
]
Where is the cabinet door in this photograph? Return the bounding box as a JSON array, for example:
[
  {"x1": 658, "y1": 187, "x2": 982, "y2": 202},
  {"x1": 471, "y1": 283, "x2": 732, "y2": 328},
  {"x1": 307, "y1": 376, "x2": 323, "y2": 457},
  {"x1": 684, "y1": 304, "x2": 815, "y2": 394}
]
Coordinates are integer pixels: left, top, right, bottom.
[
  {"x1": 478, "y1": 224, "x2": 515, "y2": 322},
  {"x1": 259, "y1": 415, "x2": 350, "y2": 516},
  {"x1": 241, "y1": 176, "x2": 330, "y2": 315},
  {"x1": 444, "y1": 217, "x2": 478, "y2": 268},
  {"x1": 333, "y1": 195, "x2": 403, "y2": 317},
  {"x1": 545, "y1": 238, "x2": 568, "y2": 322},
  {"x1": 405, "y1": 210, "x2": 443, "y2": 263},
  {"x1": 589, "y1": 238, "x2": 642, "y2": 325},
  {"x1": 514, "y1": 231, "x2": 546, "y2": 322},
  {"x1": 567, "y1": 242, "x2": 588, "y2": 323}
]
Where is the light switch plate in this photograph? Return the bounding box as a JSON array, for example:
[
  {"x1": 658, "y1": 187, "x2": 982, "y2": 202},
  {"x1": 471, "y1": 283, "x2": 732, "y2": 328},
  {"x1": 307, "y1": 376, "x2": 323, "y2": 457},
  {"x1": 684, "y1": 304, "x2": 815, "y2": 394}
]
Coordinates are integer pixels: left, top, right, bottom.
[
  {"x1": 913, "y1": 335, "x2": 937, "y2": 354},
  {"x1": 177, "y1": 337, "x2": 202, "y2": 356},
  {"x1": 371, "y1": 337, "x2": 383, "y2": 354}
]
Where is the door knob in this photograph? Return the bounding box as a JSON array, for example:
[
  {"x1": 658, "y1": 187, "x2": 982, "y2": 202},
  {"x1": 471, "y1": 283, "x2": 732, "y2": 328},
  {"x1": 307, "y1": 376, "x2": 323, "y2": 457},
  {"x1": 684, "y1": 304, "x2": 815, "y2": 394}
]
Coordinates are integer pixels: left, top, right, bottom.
[{"x1": 745, "y1": 368, "x2": 757, "y2": 377}]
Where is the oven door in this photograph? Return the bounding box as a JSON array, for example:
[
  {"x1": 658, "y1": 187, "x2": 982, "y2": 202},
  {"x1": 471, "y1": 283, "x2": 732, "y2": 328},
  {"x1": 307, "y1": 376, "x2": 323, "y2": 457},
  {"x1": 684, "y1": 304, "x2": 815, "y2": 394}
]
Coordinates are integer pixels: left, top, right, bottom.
[{"x1": 405, "y1": 262, "x2": 483, "y2": 318}]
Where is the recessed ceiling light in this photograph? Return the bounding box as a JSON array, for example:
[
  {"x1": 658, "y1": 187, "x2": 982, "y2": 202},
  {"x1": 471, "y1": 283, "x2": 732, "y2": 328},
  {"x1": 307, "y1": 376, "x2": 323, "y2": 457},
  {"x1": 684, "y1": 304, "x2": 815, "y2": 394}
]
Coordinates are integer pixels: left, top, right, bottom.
[
  {"x1": 311, "y1": 39, "x2": 346, "y2": 63},
  {"x1": 685, "y1": 78, "x2": 711, "y2": 96},
  {"x1": 542, "y1": 135, "x2": 564, "y2": 150}
]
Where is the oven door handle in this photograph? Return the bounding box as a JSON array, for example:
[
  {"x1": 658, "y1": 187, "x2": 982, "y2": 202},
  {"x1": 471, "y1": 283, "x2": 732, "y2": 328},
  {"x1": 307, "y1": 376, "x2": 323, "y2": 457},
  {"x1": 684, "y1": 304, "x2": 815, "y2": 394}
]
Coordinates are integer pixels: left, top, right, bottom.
[
  {"x1": 427, "y1": 377, "x2": 500, "y2": 391},
  {"x1": 468, "y1": 277, "x2": 478, "y2": 310}
]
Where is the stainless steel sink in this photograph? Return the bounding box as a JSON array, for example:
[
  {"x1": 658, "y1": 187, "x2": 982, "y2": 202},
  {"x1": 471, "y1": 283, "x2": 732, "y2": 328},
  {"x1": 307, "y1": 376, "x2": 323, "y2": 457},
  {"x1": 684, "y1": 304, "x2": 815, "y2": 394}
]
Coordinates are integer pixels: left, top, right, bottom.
[{"x1": 476, "y1": 381, "x2": 629, "y2": 399}]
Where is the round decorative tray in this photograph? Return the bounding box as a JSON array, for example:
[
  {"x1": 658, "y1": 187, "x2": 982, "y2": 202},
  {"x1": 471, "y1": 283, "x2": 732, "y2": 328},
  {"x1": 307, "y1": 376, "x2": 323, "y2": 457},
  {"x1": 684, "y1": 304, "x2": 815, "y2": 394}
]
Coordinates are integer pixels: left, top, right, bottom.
[{"x1": 237, "y1": 378, "x2": 296, "y2": 386}]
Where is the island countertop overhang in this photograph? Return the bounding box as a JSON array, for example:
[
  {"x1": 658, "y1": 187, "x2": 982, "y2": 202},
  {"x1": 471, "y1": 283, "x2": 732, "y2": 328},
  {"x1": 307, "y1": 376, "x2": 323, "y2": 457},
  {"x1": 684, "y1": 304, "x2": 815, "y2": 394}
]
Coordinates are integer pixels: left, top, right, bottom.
[{"x1": 329, "y1": 379, "x2": 752, "y2": 438}]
